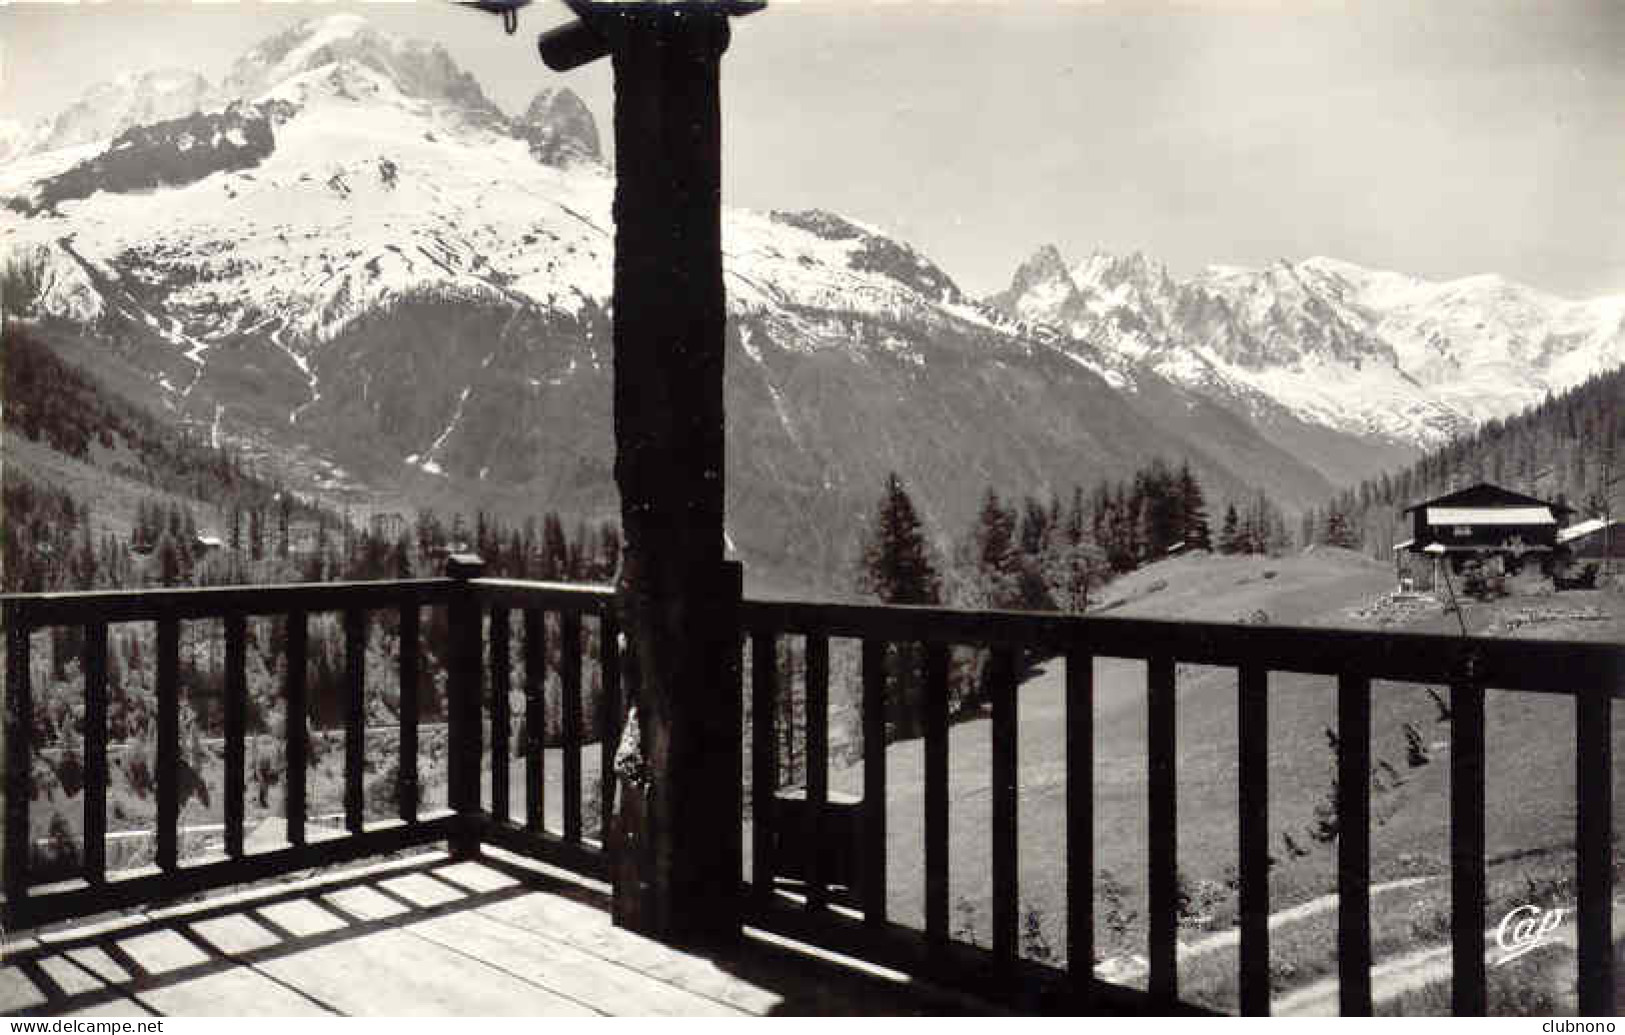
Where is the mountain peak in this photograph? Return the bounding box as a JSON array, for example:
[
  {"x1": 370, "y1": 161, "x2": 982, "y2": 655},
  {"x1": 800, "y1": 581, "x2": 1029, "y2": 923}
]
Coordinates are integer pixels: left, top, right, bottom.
[
  {"x1": 516, "y1": 87, "x2": 601, "y2": 166},
  {"x1": 1014, "y1": 244, "x2": 1070, "y2": 288},
  {"x1": 28, "y1": 67, "x2": 215, "y2": 154},
  {"x1": 221, "y1": 14, "x2": 501, "y2": 120}
]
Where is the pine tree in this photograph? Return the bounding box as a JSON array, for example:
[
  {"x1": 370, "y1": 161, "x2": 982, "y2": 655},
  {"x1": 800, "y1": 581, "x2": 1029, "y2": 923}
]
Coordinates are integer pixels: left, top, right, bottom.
[
  {"x1": 1219, "y1": 503, "x2": 1241, "y2": 555},
  {"x1": 860, "y1": 474, "x2": 941, "y2": 605},
  {"x1": 1177, "y1": 463, "x2": 1212, "y2": 551},
  {"x1": 971, "y1": 488, "x2": 1022, "y2": 609}
]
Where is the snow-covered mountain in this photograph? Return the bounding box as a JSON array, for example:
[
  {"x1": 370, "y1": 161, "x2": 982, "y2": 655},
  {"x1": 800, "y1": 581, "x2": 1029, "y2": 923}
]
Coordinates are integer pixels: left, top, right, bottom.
[
  {"x1": 3, "y1": 13, "x2": 1613, "y2": 584},
  {"x1": 987, "y1": 244, "x2": 1625, "y2": 480}
]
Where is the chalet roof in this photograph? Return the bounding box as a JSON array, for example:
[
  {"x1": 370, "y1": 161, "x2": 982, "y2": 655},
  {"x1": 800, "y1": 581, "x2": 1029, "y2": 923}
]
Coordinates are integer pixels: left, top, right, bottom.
[
  {"x1": 1426, "y1": 506, "x2": 1555, "y2": 526},
  {"x1": 1402, "y1": 482, "x2": 1572, "y2": 516},
  {"x1": 1557, "y1": 517, "x2": 1621, "y2": 544}
]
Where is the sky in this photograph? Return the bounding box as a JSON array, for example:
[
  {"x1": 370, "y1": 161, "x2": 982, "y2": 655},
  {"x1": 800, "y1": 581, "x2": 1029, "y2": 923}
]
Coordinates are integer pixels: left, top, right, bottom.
[{"x1": 3, "y1": 0, "x2": 1623, "y2": 299}]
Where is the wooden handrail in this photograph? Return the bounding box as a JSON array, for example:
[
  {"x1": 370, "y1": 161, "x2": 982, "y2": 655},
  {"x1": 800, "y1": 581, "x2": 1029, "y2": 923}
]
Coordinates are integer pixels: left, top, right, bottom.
[{"x1": 739, "y1": 599, "x2": 1621, "y2": 696}]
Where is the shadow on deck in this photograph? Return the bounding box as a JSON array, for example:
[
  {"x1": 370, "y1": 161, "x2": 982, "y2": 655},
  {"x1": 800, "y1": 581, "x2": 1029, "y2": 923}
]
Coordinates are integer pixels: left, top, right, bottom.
[{"x1": 0, "y1": 848, "x2": 997, "y2": 1017}]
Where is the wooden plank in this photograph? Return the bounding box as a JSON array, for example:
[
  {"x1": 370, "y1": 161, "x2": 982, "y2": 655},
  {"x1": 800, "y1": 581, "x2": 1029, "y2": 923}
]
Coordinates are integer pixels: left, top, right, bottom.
[
  {"x1": 224, "y1": 614, "x2": 247, "y2": 859},
  {"x1": 156, "y1": 616, "x2": 180, "y2": 871},
  {"x1": 285, "y1": 610, "x2": 308, "y2": 848},
  {"x1": 860, "y1": 638, "x2": 887, "y2": 926},
  {"x1": 736, "y1": 600, "x2": 1622, "y2": 696},
  {"x1": 1450, "y1": 677, "x2": 1486, "y2": 1016},
  {"x1": 4, "y1": 603, "x2": 32, "y2": 910},
  {"x1": 490, "y1": 607, "x2": 512, "y2": 824},
  {"x1": 923, "y1": 642, "x2": 950, "y2": 952},
  {"x1": 524, "y1": 608, "x2": 546, "y2": 833},
  {"x1": 344, "y1": 608, "x2": 366, "y2": 834},
  {"x1": 1337, "y1": 672, "x2": 1373, "y2": 1015},
  {"x1": 83, "y1": 621, "x2": 109, "y2": 884},
  {"x1": 1146, "y1": 655, "x2": 1177, "y2": 1002},
  {"x1": 598, "y1": 611, "x2": 620, "y2": 845},
  {"x1": 1237, "y1": 664, "x2": 1270, "y2": 1016},
  {"x1": 10, "y1": 817, "x2": 458, "y2": 932},
  {"x1": 562, "y1": 610, "x2": 584, "y2": 844},
  {"x1": 990, "y1": 646, "x2": 1018, "y2": 979},
  {"x1": 11, "y1": 579, "x2": 455, "y2": 626},
  {"x1": 1065, "y1": 650, "x2": 1093, "y2": 1004},
  {"x1": 804, "y1": 631, "x2": 829, "y2": 912},
  {"x1": 751, "y1": 633, "x2": 778, "y2": 902},
  {"x1": 1575, "y1": 688, "x2": 1613, "y2": 1016},
  {"x1": 398, "y1": 604, "x2": 420, "y2": 825}
]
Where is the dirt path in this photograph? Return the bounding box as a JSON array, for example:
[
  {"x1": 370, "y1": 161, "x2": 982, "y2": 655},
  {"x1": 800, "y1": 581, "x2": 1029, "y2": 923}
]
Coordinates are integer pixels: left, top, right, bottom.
[
  {"x1": 1274, "y1": 897, "x2": 1625, "y2": 1015},
  {"x1": 1093, "y1": 875, "x2": 1442, "y2": 982},
  {"x1": 1182, "y1": 875, "x2": 1441, "y2": 958}
]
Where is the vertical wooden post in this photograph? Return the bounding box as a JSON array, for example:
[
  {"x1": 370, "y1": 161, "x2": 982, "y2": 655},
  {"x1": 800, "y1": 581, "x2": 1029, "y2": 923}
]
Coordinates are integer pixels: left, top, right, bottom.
[
  {"x1": 1237, "y1": 665, "x2": 1270, "y2": 1016},
  {"x1": 1065, "y1": 650, "x2": 1094, "y2": 1006},
  {"x1": 157, "y1": 616, "x2": 180, "y2": 871},
  {"x1": 446, "y1": 553, "x2": 486, "y2": 859},
  {"x1": 860, "y1": 638, "x2": 887, "y2": 926},
  {"x1": 4, "y1": 602, "x2": 33, "y2": 920},
  {"x1": 1147, "y1": 656, "x2": 1178, "y2": 1001},
  {"x1": 224, "y1": 613, "x2": 247, "y2": 858},
  {"x1": 83, "y1": 620, "x2": 109, "y2": 884},
  {"x1": 1450, "y1": 671, "x2": 1487, "y2": 1016},
  {"x1": 1337, "y1": 672, "x2": 1373, "y2": 1015},
  {"x1": 600, "y1": 5, "x2": 744, "y2": 947},
  {"x1": 1575, "y1": 689, "x2": 1614, "y2": 1016}
]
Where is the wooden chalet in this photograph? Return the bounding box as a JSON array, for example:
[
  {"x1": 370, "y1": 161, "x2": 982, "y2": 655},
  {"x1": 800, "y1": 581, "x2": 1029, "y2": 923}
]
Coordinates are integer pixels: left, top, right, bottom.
[{"x1": 1398, "y1": 483, "x2": 1573, "y2": 574}]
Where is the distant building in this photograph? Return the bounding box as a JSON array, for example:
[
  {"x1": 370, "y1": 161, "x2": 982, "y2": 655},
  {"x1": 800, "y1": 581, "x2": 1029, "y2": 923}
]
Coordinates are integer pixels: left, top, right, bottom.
[
  {"x1": 1558, "y1": 517, "x2": 1624, "y2": 561},
  {"x1": 1396, "y1": 483, "x2": 1572, "y2": 579}
]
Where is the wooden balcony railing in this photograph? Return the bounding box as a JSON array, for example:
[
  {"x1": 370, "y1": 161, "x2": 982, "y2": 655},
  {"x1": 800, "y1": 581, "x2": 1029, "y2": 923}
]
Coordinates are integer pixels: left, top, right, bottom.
[
  {"x1": 2, "y1": 569, "x2": 1618, "y2": 1015},
  {"x1": 737, "y1": 600, "x2": 1620, "y2": 1016}
]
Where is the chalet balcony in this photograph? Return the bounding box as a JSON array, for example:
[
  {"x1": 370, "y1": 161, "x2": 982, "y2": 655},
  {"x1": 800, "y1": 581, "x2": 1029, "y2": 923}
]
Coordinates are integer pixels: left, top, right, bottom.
[{"x1": 2, "y1": 567, "x2": 1618, "y2": 1016}]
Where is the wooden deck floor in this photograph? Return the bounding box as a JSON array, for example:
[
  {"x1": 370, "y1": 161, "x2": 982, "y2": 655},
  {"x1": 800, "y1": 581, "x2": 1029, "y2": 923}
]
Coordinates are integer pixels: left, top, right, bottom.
[{"x1": 0, "y1": 849, "x2": 994, "y2": 1017}]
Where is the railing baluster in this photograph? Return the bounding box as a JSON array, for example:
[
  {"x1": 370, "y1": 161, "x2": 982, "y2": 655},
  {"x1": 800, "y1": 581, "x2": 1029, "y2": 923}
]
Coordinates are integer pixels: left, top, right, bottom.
[
  {"x1": 1238, "y1": 664, "x2": 1270, "y2": 1016},
  {"x1": 924, "y1": 642, "x2": 950, "y2": 954},
  {"x1": 804, "y1": 631, "x2": 829, "y2": 912},
  {"x1": 1575, "y1": 688, "x2": 1613, "y2": 1016},
  {"x1": 157, "y1": 615, "x2": 180, "y2": 871},
  {"x1": 398, "y1": 603, "x2": 420, "y2": 825},
  {"x1": 991, "y1": 645, "x2": 1019, "y2": 980},
  {"x1": 83, "y1": 621, "x2": 108, "y2": 884},
  {"x1": 344, "y1": 608, "x2": 366, "y2": 835},
  {"x1": 1147, "y1": 655, "x2": 1178, "y2": 1002},
  {"x1": 490, "y1": 607, "x2": 512, "y2": 824},
  {"x1": 1450, "y1": 675, "x2": 1486, "y2": 1016},
  {"x1": 524, "y1": 608, "x2": 545, "y2": 832},
  {"x1": 446, "y1": 563, "x2": 483, "y2": 858},
  {"x1": 285, "y1": 610, "x2": 308, "y2": 848},
  {"x1": 562, "y1": 610, "x2": 583, "y2": 844},
  {"x1": 598, "y1": 610, "x2": 620, "y2": 845},
  {"x1": 3, "y1": 603, "x2": 31, "y2": 914},
  {"x1": 861, "y1": 638, "x2": 887, "y2": 926},
  {"x1": 224, "y1": 614, "x2": 246, "y2": 858},
  {"x1": 1066, "y1": 649, "x2": 1094, "y2": 1006},
  {"x1": 1337, "y1": 673, "x2": 1373, "y2": 1015},
  {"x1": 751, "y1": 632, "x2": 778, "y2": 903}
]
